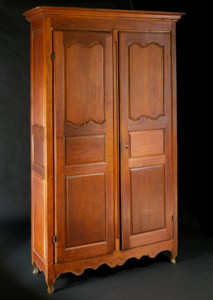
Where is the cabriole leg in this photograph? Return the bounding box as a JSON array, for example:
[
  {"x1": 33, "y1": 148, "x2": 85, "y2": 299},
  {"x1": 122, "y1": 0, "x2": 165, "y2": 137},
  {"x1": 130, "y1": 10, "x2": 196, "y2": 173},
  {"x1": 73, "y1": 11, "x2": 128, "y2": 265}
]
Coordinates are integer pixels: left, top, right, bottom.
[{"x1": 45, "y1": 269, "x2": 56, "y2": 294}]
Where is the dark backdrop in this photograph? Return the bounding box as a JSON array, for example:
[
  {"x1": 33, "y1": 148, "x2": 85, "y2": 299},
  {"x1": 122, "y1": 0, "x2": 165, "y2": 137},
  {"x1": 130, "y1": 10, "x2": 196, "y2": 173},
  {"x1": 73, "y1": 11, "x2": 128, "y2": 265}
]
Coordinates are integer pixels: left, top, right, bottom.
[{"x1": 0, "y1": 0, "x2": 212, "y2": 244}]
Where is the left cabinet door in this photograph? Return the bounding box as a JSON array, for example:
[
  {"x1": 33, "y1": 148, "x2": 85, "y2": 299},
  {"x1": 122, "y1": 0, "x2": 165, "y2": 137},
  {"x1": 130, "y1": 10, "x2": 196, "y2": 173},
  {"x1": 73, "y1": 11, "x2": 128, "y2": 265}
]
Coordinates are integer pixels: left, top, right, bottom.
[{"x1": 53, "y1": 31, "x2": 115, "y2": 263}]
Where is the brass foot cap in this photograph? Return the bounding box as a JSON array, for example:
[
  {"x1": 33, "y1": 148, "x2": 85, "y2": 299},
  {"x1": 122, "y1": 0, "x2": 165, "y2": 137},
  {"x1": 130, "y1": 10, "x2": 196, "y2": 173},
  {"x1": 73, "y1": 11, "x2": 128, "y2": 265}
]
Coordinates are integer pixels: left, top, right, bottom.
[
  {"x1": 171, "y1": 258, "x2": 176, "y2": 264},
  {"x1": 47, "y1": 285, "x2": 54, "y2": 294},
  {"x1": 32, "y1": 267, "x2": 39, "y2": 275}
]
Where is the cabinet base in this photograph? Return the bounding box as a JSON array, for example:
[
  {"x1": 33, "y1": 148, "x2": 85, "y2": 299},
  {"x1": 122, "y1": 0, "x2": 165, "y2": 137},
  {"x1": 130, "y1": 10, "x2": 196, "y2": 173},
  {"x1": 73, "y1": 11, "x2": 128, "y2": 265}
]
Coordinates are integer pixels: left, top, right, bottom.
[{"x1": 33, "y1": 239, "x2": 176, "y2": 293}]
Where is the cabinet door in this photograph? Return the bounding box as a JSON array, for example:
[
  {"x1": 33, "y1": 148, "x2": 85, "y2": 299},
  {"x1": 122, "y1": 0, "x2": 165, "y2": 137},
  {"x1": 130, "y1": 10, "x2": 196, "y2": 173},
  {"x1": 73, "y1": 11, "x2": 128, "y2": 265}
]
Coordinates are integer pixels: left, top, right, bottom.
[
  {"x1": 119, "y1": 32, "x2": 174, "y2": 249},
  {"x1": 54, "y1": 31, "x2": 114, "y2": 262}
]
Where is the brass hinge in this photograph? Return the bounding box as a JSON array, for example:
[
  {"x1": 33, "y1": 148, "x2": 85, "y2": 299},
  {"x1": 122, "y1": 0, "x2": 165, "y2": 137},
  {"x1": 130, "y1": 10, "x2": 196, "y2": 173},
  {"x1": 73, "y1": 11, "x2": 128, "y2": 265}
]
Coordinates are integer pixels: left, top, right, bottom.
[
  {"x1": 51, "y1": 52, "x2": 55, "y2": 60},
  {"x1": 52, "y1": 235, "x2": 57, "y2": 244}
]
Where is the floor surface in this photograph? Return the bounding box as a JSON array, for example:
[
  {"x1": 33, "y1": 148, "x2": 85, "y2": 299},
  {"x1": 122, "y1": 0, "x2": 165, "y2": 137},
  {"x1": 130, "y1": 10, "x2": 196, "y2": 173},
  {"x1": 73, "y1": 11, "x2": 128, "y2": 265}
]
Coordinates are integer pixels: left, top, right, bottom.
[{"x1": 0, "y1": 221, "x2": 213, "y2": 299}]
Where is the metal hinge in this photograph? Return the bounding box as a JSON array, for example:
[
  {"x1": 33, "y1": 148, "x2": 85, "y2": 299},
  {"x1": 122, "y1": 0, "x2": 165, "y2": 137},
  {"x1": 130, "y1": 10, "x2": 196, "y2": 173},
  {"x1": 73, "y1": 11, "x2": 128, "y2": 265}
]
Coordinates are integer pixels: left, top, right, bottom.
[
  {"x1": 170, "y1": 50, "x2": 172, "y2": 57},
  {"x1": 51, "y1": 52, "x2": 55, "y2": 60},
  {"x1": 52, "y1": 235, "x2": 57, "y2": 244}
]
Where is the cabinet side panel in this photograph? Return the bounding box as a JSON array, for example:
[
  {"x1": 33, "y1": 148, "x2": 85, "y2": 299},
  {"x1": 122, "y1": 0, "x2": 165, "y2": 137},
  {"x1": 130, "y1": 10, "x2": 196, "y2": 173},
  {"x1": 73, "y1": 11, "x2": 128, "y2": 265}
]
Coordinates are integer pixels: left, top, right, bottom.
[
  {"x1": 32, "y1": 26, "x2": 44, "y2": 126},
  {"x1": 30, "y1": 19, "x2": 46, "y2": 264},
  {"x1": 32, "y1": 173, "x2": 45, "y2": 260}
]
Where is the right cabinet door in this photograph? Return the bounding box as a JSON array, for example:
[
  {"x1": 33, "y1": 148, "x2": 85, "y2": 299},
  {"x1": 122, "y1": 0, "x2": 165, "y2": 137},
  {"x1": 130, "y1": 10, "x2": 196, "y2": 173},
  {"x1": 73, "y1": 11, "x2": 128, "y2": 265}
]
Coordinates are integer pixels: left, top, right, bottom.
[{"x1": 119, "y1": 32, "x2": 174, "y2": 250}]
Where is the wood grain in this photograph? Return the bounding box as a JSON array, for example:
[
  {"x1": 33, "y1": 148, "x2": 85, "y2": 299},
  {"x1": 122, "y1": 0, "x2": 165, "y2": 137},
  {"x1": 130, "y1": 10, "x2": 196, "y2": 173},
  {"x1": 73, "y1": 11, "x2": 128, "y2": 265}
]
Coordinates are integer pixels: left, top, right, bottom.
[
  {"x1": 32, "y1": 125, "x2": 45, "y2": 173},
  {"x1": 32, "y1": 28, "x2": 44, "y2": 125},
  {"x1": 53, "y1": 239, "x2": 174, "y2": 277},
  {"x1": 129, "y1": 42, "x2": 164, "y2": 120},
  {"x1": 66, "y1": 174, "x2": 106, "y2": 248},
  {"x1": 119, "y1": 31, "x2": 173, "y2": 251},
  {"x1": 131, "y1": 166, "x2": 165, "y2": 235},
  {"x1": 64, "y1": 121, "x2": 105, "y2": 137},
  {"x1": 65, "y1": 136, "x2": 105, "y2": 165},
  {"x1": 64, "y1": 33, "x2": 105, "y2": 125},
  {"x1": 32, "y1": 173, "x2": 45, "y2": 260},
  {"x1": 130, "y1": 130, "x2": 164, "y2": 158},
  {"x1": 53, "y1": 30, "x2": 114, "y2": 263}
]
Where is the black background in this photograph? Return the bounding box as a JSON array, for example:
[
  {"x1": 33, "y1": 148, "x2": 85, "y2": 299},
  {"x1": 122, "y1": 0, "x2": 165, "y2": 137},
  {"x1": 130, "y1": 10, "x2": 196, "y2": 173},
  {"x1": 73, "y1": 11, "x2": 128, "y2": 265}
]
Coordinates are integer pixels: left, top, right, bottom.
[
  {"x1": 0, "y1": 0, "x2": 211, "y2": 231},
  {"x1": 0, "y1": 0, "x2": 212, "y2": 297}
]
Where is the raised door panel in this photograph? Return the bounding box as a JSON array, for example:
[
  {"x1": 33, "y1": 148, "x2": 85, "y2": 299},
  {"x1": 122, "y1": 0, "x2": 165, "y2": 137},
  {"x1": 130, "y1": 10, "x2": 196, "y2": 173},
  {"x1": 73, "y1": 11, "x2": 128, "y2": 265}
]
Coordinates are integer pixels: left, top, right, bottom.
[
  {"x1": 130, "y1": 166, "x2": 168, "y2": 247},
  {"x1": 54, "y1": 30, "x2": 114, "y2": 262},
  {"x1": 66, "y1": 174, "x2": 106, "y2": 247},
  {"x1": 65, "y1": 41, "x2": 104, "y2": 126},
  {"x1": 129, "y1": 43, "x2": 164, "y2": 120},
  {"x1": 120, "y1": 32, "x2": 173, "y2": 249},
  {"x1": 131, "y1": 166, "x2": 165, "y2": 234}
]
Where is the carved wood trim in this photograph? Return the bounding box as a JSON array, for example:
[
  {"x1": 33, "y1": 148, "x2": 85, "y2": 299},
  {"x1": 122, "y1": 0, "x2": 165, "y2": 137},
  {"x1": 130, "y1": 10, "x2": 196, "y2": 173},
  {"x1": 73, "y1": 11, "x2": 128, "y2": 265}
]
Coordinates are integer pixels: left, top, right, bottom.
[
  {"x1": 129, "y1": 114, "x2": 164, "y2": 122},
  {"x1": 53, "y1": 240, "x2": 173, "y2": 278},
  {"x1": 128, "y1": 41, "x2": 163, "y2": 49},
  {"x1": 64, "y1": 40, "x2": 104, "y2": 48},
  {"x1": 64, "y1": 120, "x2": 106, "y2": 137},
  {"x1": 128, "y1": 116, "x2": 166, "y2": 132}
]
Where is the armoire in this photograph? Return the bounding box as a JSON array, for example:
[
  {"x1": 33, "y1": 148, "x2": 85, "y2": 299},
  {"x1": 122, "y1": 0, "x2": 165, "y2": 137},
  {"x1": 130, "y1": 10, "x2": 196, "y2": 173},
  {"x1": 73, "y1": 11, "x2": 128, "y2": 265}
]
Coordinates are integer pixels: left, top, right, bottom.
[{"x1": 24, "y1": 7, "x2": 183, "y2": 293}]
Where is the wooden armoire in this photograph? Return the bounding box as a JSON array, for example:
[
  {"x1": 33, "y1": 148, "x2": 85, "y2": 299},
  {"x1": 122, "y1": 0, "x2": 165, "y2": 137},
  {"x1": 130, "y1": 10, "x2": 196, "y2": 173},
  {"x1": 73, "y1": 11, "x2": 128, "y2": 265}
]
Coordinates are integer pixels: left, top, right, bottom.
[{"x1": 24, "y1": 7, "x2": 183, "y2": 293}]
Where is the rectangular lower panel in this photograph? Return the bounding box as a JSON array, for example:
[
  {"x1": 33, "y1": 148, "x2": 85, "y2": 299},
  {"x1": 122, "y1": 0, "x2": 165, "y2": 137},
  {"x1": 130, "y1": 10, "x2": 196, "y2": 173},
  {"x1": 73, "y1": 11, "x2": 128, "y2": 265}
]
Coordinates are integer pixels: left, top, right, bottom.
[
  {"x1": 66, "y1": 173, "x2": 106, "y2": 248},
  {"x1": 131, "y1": 165, "x2": 165, "y2": 235}
]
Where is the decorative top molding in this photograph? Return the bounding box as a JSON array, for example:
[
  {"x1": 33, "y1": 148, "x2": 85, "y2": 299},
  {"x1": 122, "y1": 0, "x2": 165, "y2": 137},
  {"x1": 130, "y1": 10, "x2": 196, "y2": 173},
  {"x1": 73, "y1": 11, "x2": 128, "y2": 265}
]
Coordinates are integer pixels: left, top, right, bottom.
[
  {"x1": 24, "y1": 7, "x2": 184, "y2": 22},
  {"x1": 64, "y1": 120, "x2": 106, "y2": 137}
]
